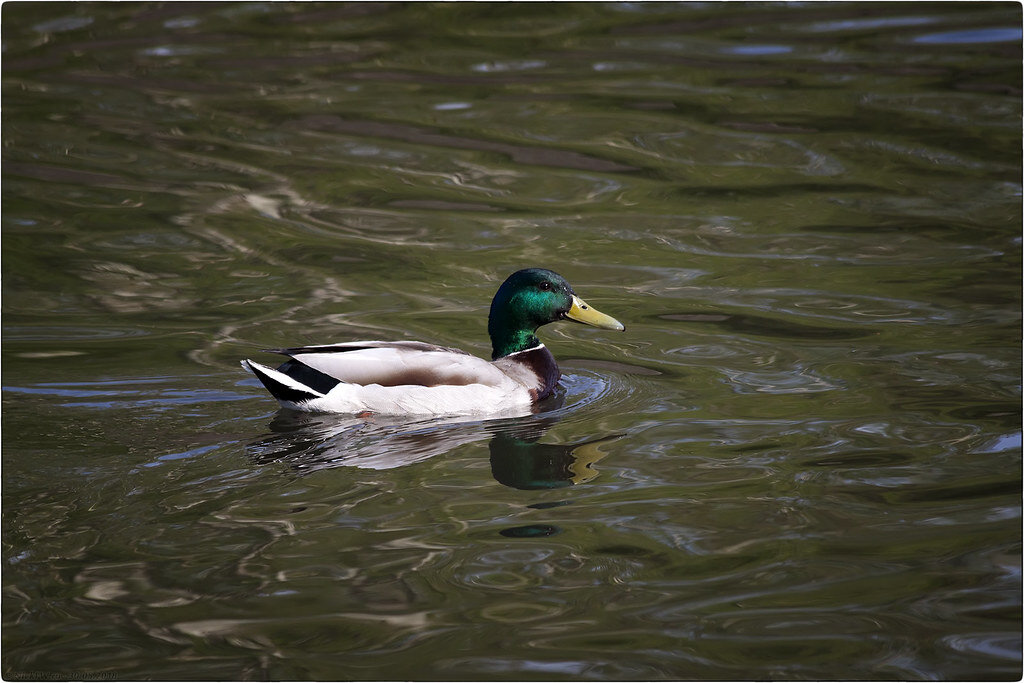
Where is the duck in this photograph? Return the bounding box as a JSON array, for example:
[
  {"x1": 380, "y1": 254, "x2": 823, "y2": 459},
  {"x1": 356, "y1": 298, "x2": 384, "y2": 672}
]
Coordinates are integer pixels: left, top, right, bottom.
[{"x1": 241, "y1": 268, "x2": 624, "y2": 415}]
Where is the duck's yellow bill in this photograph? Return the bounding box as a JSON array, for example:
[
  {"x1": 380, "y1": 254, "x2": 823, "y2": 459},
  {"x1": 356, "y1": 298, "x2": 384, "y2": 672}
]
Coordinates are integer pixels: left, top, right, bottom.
[{"x1": 566, "y1": 295, "x2": 625, "y2": 331}]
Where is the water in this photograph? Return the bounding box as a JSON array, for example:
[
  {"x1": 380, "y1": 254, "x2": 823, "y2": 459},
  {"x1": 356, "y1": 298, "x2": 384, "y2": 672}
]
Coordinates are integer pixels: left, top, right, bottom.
[{"x1": 2, "y1": 2, "x2": 1021, "y2": 680}]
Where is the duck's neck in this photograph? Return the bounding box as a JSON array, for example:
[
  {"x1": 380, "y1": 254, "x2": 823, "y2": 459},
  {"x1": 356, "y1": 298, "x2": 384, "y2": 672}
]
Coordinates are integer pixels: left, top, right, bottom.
[{"x1": 488, "y1": 323, "x2": 540, "y2": 360}]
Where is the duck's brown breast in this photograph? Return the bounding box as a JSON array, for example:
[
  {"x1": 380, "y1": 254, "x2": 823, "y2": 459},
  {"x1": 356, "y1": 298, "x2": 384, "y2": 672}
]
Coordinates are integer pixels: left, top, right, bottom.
[{"x1": 495, "y1": 344, "x2": 561, "y2": 402}]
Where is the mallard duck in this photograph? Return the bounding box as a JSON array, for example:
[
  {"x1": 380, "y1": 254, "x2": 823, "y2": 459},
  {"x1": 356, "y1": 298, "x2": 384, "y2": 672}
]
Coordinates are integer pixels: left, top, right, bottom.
[{"x1": 241, "y1": 268, "x2": 624, "y2": 415}]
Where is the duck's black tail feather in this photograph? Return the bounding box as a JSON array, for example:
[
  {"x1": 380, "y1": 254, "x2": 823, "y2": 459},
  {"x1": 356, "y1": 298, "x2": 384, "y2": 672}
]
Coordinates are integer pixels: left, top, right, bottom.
[{"x1": 241, "y1": 359, "x2": 323, "y2": 404}]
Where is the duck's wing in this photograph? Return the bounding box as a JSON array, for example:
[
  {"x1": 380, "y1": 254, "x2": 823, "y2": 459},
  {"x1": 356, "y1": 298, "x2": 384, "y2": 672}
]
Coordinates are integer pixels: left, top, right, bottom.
[
  {"x1": 272, "y1": 341, "x2": 469, "y2": 357},
  {"x1": 264, "y1": 341, "x2": 507, "y2": 388}
]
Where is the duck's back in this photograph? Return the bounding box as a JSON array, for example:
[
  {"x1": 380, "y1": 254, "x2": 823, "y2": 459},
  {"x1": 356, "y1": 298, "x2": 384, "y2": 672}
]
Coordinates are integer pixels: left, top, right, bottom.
[{"x1": 275, "y1": 341, "x2": 497, "y2": 388}]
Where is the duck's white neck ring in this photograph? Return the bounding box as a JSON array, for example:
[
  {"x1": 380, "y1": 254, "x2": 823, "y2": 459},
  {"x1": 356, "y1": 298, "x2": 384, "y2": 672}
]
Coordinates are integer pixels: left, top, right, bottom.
[{"x1": 503, "y1": 343, "x2": 545, "y2": 357}]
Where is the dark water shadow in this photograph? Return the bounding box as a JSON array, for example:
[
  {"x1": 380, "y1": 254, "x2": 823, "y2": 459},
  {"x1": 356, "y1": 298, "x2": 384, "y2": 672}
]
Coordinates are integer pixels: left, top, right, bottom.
[{"x1": 660, "y1": 311, "x2": 877, "y2": 340}]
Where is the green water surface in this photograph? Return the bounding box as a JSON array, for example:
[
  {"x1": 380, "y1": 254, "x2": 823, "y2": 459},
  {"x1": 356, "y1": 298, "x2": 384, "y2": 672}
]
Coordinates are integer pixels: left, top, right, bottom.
[{"x1": 3, "y1": 2, "x2": 1021, "y2": 680}]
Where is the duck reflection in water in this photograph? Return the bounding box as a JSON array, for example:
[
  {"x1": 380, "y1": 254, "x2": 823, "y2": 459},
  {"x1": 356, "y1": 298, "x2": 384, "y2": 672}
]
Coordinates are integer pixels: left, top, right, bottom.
[
  {"x1": 487, "y1": 425, "x2": 620, "y2": 490},
  {"x1": 247, "y1": 391, "x2": 622, "y2": 491}
]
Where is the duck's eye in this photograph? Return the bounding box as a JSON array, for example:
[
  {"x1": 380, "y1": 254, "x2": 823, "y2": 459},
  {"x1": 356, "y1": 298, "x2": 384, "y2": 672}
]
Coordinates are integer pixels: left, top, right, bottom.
[{"x1": 538, "y1": 282, "x2": 552, "y2": 291}]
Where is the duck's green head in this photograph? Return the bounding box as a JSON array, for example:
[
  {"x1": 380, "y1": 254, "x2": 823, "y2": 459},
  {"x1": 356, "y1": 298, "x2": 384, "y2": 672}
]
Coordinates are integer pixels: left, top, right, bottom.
[{"x1": 487, "y1": 268, "x2": 624, "y2": 359}]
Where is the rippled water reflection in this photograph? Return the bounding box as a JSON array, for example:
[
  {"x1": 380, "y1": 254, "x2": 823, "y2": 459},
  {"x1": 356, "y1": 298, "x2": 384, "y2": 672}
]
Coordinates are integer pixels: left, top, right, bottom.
[{"x1": 3, "y1": 2, "x2": 1021, "y2": 680}]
